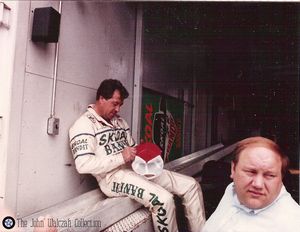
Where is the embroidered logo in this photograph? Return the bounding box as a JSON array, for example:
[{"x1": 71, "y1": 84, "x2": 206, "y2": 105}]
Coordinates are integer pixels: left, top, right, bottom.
[{"x1": 87, "y1": 114, "x2": 96, "y2": 124}]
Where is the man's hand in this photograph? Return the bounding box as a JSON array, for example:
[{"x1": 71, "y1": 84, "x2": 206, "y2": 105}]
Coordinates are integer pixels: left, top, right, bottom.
[{"x1": 122, "y1": 146, "x2": 136, "y2": 163}]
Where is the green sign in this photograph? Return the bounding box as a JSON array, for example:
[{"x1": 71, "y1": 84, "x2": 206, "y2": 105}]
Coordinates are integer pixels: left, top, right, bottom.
[{"x1": 140, "y1": 88, "x2": 184, "y2": 162}]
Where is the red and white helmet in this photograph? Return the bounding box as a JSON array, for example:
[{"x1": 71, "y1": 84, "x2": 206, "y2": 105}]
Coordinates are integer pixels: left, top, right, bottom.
[{"x1": 132, "y1": 142, "x2": 164, "y2": 179}]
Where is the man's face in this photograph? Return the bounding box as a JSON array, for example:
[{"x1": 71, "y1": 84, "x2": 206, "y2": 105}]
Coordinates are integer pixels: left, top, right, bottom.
[
  {"x1": 99, "y1": 90, "x2": 123, "y2": 120},
  {"x1": 231, "y1": 146, "x2": 283, "y2": 209}
]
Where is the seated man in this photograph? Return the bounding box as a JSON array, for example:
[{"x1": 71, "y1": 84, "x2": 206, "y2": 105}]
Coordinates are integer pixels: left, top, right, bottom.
[
  {"x1": 203, "y1": 136, "x2": 300, "y2": 232},
  {"x1": 69, "y1": 79, "x2": 205, "y2": 232}
]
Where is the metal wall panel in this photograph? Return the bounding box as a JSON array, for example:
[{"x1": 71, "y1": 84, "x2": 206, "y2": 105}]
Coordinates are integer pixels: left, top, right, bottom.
[
  {"x1": 17, "y1": 73, "x2": 97, "y2": 216},
  {"x1": 26, "y1": 1, "x2": 59, "y2": 79},
  {"x1": 15, "y1": 2, "x2": 136, "y2": 216}
]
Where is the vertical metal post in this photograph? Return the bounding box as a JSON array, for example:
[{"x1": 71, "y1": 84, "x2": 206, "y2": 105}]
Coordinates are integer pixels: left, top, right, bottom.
[
  {"x1": 191, "y1": 50, "x2": 197, "y2": 152},
  {"x1": 47, "y1": 1, "x2": 62, "y2": 135},
  {"x1": 297, "y1": 5, "x2": 300, "y2": 204},
  {"x1": 131, "y1": 4, "x2": 143, "y2": 142},
  {"x1": 50, "y1": 1, "x2": 62, "y2": 118}
]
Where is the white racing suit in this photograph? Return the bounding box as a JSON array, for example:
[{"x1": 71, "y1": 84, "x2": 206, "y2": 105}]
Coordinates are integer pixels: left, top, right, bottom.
[{"x1": 69, "y1": 105, "x2": 205, "y2": 232}]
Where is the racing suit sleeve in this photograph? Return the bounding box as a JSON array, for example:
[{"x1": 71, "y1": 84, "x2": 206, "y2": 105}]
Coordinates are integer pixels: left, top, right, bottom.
[{"x1": 69, "y1": 118, "x2": 126, "y2": 176}]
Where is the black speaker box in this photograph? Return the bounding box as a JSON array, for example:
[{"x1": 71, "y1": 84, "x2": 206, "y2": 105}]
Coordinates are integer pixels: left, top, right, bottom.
[{"x1": 31, "y1": 7, "x2": 61, "y2": 43}]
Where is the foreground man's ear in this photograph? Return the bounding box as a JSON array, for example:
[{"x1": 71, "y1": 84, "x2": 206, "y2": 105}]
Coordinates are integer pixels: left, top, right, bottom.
[{"x1": 230, "y1": 161, "x2": 235, "y2": 179}]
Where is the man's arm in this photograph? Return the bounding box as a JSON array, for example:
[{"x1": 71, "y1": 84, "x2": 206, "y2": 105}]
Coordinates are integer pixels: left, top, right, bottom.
[{"x1": 69, "y1": 117, "x2": 135, "y2": 176}]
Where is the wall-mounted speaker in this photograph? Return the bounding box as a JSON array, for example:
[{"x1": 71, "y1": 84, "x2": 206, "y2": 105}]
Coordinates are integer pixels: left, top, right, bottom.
[{"x1": 31, "y1": 7, "x2": 61, "y2": 43}]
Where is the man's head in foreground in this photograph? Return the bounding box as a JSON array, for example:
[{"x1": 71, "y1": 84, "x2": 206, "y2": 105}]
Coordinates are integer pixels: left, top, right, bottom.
[{"x1": 231, "y1": 136, "x2": 289, "y2": 209}]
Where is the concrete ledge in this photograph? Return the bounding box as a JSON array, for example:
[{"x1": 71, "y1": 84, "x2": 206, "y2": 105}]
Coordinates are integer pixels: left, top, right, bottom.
[
  {"x1": 22, "y1": 193, "x2": 142, "y2": 232},
  {"x1": 164, "y1": 143, "x2": 224, "y2": 172},
  {"x1": 177, "y1": 143, "x2": 236, "y2": 177}
]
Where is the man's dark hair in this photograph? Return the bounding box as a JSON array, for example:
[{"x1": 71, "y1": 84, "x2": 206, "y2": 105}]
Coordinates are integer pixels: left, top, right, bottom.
[{"x1": 96, "y1": 79, "x2": 129, "y2": 101}]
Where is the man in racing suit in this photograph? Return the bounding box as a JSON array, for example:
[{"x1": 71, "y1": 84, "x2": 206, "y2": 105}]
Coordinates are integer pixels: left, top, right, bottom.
[{"x1": 69, "y1": 79, "x2": 205, "y2": 232}]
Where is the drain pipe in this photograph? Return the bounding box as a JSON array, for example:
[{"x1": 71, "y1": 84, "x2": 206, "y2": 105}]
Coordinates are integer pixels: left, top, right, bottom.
[{"x1": 47, "y1": 1, "x2": 62, "y2": 135}]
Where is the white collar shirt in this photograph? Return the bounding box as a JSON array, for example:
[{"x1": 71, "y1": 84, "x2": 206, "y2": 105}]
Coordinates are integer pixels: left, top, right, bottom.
[{"x1": 203, "y1": 182, "x2": 300, "y2": 232}]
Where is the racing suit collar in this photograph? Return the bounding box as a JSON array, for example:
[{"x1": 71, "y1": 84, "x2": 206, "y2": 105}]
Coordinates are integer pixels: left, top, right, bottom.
[{"x1": 87, "y1": 104, "x2": 118, "y2": 127}]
